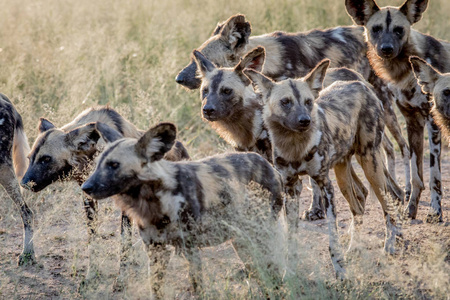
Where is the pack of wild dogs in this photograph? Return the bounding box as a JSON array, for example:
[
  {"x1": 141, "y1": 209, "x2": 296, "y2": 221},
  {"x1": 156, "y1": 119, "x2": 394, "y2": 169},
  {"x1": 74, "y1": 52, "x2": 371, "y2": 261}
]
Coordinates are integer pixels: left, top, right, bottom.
[{"x1": 1, "y1": 0, "x2": 449, "y2": 297}]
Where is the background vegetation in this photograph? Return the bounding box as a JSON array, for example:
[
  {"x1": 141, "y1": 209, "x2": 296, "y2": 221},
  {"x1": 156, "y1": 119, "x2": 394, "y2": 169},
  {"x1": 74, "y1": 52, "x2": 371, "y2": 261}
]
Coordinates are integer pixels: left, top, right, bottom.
[{"x1": 0, "y1": 0, "x2": 449, "y2": 299}]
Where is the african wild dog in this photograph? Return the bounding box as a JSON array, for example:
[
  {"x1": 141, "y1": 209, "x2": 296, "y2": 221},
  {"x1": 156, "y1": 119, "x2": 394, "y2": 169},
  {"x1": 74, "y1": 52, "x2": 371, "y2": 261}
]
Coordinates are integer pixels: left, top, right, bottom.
[
  {"x1": 411, "y1": 56, "x2": 450, "y2": 143},
  {"x1": 193, "y1": 45, "x2": 397, "y2": 222},
  {"x1": 176, "y1": 14, "x2": 410, "y2": 183},
  {"x1": 0, "y1": 93, "x2": 34, "y2": 265},
  {"x1": 345, "y1": 0, "x2": 449, "y2": 222},
  {"x1": 81, "y1": 122, "x2": 285, "y2": 298},
  {"x1": 244, "y1": 60, "x2": 404, "y2": 277},
  {"x1": 20, "y1": 106, "x2": 189, "y2": 288}
]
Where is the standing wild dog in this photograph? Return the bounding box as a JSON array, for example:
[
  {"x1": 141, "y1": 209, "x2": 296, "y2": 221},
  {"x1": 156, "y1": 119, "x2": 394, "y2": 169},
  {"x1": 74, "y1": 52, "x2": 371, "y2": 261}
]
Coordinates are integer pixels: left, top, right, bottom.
[
  {"x1": 410, "y1": 56, "x2": 450, "y2": 143},
  {"x1": 20, "y1": 106, "x2": 189, "y2": 288},
  {"x1": 345, "y1": 0, "x2": 449, "y2": 222},
  {"x1": 81, "y1": 122, "x2": 285, "y2": 299},
  {"x1": 244, "y1": 60, "x2": 404, "y2": 277},
  {"x1": 176, "y1": 14, "x2": 410, "y2": 184},
  {"x1": 192, "y1": 46, "x2": 387, "y2": 221},
  {"x1": 0, "y1": 93, "x2": 34, "y2": 265}
]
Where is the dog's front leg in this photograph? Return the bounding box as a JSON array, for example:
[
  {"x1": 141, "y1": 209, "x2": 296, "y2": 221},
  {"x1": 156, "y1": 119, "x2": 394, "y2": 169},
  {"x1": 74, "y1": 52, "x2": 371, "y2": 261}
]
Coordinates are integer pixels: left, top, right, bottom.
[
  {"x1": 113, "y1": 213, "x2": 133, "y2": 291},
  {"x1": 146, "y1": 243, "x2": 171, "y2": 299},
  {"x1": 185, "y1": 247, "x2": 203, "y2": 295},
  {"x1": 426, "y1": 118, "x2": 443, "y2": 223}
]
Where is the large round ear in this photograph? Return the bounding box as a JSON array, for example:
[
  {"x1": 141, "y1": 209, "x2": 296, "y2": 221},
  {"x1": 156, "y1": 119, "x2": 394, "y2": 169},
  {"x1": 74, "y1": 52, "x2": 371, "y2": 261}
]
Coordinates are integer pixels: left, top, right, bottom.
[
  {"x1": 192, "y1": 50, "x2": 216, "y2": 76},
  {"x1": 345, "y1": 0, "x2": 380, "y2": 26},
  {"x1": 135, "y1": 123, "x2": 177, "y2": 162},
  {"x1": 218, "y1": 14, "x2": 251, "y2": 52},
  {"x1": 65, "y1": 123, "x2": 101, "y2": 152},
  {"x1": 303, "y1": 59, "x2": 330, "y2": 99},
  {"x1": 410, "y1": 56, "x2": 440, "y2": 95},
  {"x1": 399, "y1": 0, "x2": 428, "y2": 24},
  {"x1": 38, "y1": 118, "x2": 56, "y2": 133},
  {"x1": 235, "y1": 47, "x2": 266, "y2": 85},
  {"x1": 243, "y1": 68, "x2": 275, "y2": 100},
  {"x1": 95, "y1": 122, "x2": 124, "y2": 144}
]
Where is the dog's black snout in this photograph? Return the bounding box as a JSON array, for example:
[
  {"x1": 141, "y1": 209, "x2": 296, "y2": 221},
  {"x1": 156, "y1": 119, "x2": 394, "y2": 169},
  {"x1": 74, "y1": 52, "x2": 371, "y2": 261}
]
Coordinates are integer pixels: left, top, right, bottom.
[
  {"x1": 380, "y1": 44, "x2": 394, "y2": 55},
  {"x1": 203, "y1": 106, "x2": 216, "y2": 116},
  {"x1": 81, "y1": 182, "x2": 94, "y2": 195},
  {"x1": 175, "y1": 73, "x2": 185, "y2": 84},
  {"x1": 298, "y1": 116, "x2": 311, "y2": 127}
]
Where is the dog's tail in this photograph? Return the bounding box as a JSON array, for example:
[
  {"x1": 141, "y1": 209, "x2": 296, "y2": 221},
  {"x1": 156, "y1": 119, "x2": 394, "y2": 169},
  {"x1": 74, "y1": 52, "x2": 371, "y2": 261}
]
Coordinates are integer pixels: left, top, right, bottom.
[{"x1": 12, "y1": 108, "x2": 30, "y2": 180}]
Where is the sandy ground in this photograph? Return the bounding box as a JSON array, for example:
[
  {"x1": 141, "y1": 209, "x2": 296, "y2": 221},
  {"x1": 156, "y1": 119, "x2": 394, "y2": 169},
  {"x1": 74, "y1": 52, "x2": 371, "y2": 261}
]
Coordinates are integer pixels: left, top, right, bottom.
[{"x1": 0, "y1": 147, "x2": 449, "y2": 299}]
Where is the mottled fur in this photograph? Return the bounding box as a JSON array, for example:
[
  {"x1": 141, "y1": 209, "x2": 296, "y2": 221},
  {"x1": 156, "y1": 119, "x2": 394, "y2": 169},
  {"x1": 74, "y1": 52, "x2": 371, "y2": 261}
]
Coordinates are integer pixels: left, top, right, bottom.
[
  {"x1": 244, "y1": 60, "x2": 404, "y2": 278},
  {"x1": 21, "y1": 106, "x2": 189, "y2": 288},
  {"x1": 345, "y1": 0, "x2": 448, "y2": 222},
  {"x1": 82, "y1": 123, "x2": 284, "y2": 298},
  {"x1": 0, "y1": 93, "x2": 34, "y2": 265},
  {"x1": 411, "y1": 56, "x2": 450, "y2": 142}
]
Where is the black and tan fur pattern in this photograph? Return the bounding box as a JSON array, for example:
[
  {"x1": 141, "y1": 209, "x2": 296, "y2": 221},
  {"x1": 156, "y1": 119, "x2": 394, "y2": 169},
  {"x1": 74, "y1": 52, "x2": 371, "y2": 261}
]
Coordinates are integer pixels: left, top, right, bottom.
[
  {"x1": 244, "y1": 60, "x2": 404, "y2": 277},
  {"x1": 411, "y1": 56, "x2": 450, "y2": 142},
  {"x1": 0, "y1": 93, "x2": 34, "y2": 265},
  {"x1": 20, "y1": 106, "x2": 189, "y2": 287},
  {"x1": 81, "y1": 123, "x2": 284, "y2": 298},
  {"x1": 345, "y1": 0, "x2": 448, "y2": 222},
  {"x1": 193, "y1": 46, "x2": 400, "y2": 221},
  {"x1": 176, "y1": 14, "x2": 410, "y2": 183}
]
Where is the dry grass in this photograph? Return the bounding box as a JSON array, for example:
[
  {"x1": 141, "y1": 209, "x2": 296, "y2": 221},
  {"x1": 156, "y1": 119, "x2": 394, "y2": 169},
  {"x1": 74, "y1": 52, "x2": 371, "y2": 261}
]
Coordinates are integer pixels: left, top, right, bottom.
[{"x1": 0, "y1": 0, "x2": 449, "y2": 299}]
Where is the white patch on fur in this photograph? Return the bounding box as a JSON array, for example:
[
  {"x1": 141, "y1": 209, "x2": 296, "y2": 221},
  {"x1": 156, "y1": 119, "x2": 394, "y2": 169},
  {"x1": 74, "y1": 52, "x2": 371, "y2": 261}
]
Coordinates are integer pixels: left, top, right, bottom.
[
  {"x1": 0, "y1": 118, "x2": 4, "y2": 125},
  {"x1": 286, "y1": 63, "x2": 293, "y2": 70},
  {"x1": 158, "y1": 192, "x2": 186, "y2": 222},
  {"x1": 140, "y1": 160, "x2": 177, "y2": 189}
]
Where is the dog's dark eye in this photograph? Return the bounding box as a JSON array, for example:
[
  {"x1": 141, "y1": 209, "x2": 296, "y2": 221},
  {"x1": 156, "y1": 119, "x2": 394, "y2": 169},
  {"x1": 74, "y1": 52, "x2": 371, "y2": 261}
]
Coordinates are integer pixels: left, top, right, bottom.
[
  {"x1": 39, "y1": 155, "x2": 51, "y2": 164},
  {"x1": 443, "y1": 89, "x2": 450, "y2": 97},
  {"x1": 280, "y1": 98, "x2": 292, "y2": 108},
  {"x1": 107, "y1": 161, "x2": 120, "y2": 170},
  {"x1": 202, "y1": 87, "x2": 209, "y2": 97},
  {"x1": 393, "y1": 27, "x2": 404, "y2": 37},
  {"x1": 305, "y1": 98, "x2": 313, "y2": 107},
  {"x1": 372, "y1": 26, "x2": 382, "y2": 34},
  {"x1": 221, "y1": 88, "x2": 233, "y2": 95}
]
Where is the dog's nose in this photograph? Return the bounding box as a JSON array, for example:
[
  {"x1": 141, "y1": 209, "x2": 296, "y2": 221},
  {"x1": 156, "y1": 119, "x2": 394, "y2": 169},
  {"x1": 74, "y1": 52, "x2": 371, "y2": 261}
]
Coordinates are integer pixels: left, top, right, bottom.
[
  {"x1": 81, "y1": 182, "x2": 94, "y2": 195},
  {"x1": 203, "y1": 106, "x2": 216, "y2": 116},
  {"x1": 298, "y1": 116, "x2": 311, "y2": 127},
  {"x1": 380, "y1": 44, "x2": 394, "y2": 55},
  {"x1": 175, "y1": 73, "x2": 185, "y2": 85}
]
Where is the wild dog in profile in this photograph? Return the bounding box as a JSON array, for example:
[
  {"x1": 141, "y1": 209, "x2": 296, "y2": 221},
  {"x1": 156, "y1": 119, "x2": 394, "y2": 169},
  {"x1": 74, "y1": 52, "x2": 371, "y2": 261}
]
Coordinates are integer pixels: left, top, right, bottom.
[
  {"x1": 244, "y1": 60, "x2": 404, "y2": 277},
  {"x1": 411, "y1": 57, "x2": 450, "y2": 142},
  {"x1": 345, "y1": 0, "x2": 449, "y2": 222},
  {"x1": 0, "y1": 93, "x2": 34, "y2": 265},
  {"x1": 176, "y1": 14, "x2": 410, "y2": 183},
  {"x1": 81, "y1": 122, "x2": 285, "y2": 298},
  {"x1": 192, "y1": 46, "x2": 398, "y2": 221},
  {"x1": 20, "y1": 106, "x2": 189, "y2": 288}
]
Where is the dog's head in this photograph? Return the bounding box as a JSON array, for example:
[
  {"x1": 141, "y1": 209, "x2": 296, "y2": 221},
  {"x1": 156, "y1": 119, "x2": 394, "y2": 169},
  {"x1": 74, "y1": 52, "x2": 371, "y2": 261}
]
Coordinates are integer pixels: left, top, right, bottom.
[
  {"x1": 192, "y1": 46, "x2": 265, "y2": 121},
  {"x1": 82, "y1": 123, "x2": 177, "y2": 199},
  {"x1": 346, "y1": 0, "x2": 428, "y2": 60},
  {"x1": 176, "y1": 14, "x2": 251, "y2": 90},
  {"x1": 244, "y1": 59, "x2": 329, "y2": 133},
  {"x1": 21, "y1": 119, "x2": 101, "y2": 192}
]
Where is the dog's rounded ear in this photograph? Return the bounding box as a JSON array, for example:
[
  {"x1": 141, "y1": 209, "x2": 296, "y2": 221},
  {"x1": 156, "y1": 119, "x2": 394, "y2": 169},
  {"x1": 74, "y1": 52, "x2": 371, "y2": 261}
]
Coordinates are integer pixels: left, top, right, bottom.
[
  {"x1": 243, "y1": 68, "x2": 275, "y2": 100},
  {"x1": 235, "y1": 47, "x2": 266, "y2": 85},
  {"x1": 135, "y1": 123, "x2": 177, "y2": 162},
  {"x1": 38, "y1": 118, "x2": 56, "y2": 133},
  {"x1": 219, "y1": 14, "x2": 251, "y2": 52},
  {"x1": 65, "y1": 123, "x2": 101, "y2": 152},
  {"x1": 192, "y1": 50, "x2": 216, "y2": 76},
  {"x1": 410, "y1": 56, "x2": 440, "y2": 95},
  {"x1": 345, "y1": 0, "x2": 380, "y2": 26},
  {"x1": 303, "y1": 59, "x2": 330, "y2": 99},
  {"x1": 95, "y1": 122, "x2": 124, "y2": 144},
  {"x1": 400, "y1": 0, "x2": 428, "y2": 24}
]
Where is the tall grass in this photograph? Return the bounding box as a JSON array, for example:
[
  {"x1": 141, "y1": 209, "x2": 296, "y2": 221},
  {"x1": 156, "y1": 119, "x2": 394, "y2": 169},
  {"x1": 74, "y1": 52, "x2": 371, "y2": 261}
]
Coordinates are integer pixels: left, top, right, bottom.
[{"x1": 0, "y1": 0, "x2": 449, "y2": 299}]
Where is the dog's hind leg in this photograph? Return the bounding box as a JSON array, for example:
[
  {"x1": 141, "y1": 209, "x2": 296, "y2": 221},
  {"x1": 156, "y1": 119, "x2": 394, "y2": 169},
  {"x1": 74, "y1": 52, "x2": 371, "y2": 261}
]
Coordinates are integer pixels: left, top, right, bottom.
[{"x1": 0, "y1": 164, "x2": 35, "y2": 265}]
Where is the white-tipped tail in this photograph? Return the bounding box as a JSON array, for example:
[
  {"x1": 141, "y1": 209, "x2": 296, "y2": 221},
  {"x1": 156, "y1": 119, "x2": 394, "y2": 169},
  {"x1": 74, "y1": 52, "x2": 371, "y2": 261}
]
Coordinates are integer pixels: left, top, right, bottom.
[{"x1": 13, "y1": 126, "x2": 30, "y2": 180}]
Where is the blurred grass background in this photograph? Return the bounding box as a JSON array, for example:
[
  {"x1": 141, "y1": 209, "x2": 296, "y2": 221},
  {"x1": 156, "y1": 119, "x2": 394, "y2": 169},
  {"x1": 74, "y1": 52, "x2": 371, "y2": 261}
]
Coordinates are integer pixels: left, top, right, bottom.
[{"x1": 0, "y1": 0, "x2": 449, "y2": 299}]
